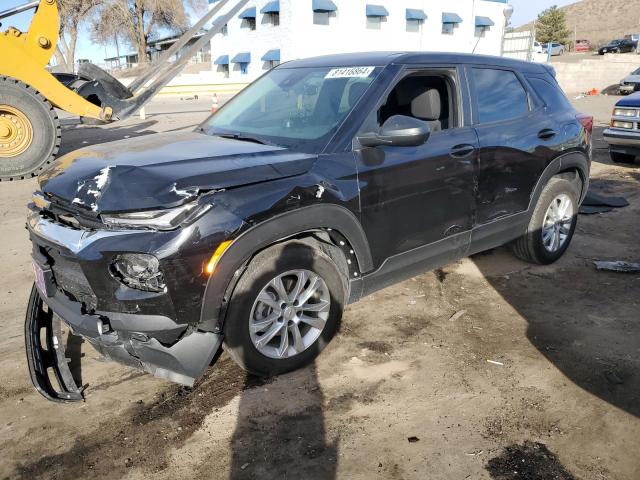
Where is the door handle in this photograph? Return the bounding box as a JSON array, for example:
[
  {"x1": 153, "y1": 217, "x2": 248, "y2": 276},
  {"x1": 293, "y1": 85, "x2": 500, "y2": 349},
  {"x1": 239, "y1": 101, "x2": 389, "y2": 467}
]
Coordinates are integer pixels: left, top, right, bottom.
[
  {"x1": 450, "y1": 144, "x2": 476, "y2": 158},
  {"x1": 538, "y1": 128, "x2": 557, "y2": 140}
]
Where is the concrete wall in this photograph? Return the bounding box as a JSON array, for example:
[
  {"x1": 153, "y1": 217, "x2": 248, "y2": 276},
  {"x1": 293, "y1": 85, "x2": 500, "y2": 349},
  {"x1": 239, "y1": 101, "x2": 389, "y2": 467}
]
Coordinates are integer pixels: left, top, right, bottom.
[{"x1": 553, "y1": 54, "x2": 640, "y2": 95}]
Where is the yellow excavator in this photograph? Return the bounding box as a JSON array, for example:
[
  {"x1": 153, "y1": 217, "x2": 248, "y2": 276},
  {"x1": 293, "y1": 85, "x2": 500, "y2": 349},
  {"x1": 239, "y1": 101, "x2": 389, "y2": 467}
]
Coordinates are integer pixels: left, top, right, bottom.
[{"x1": 0, "y1": 0, "x2": 248, "y2": 181}]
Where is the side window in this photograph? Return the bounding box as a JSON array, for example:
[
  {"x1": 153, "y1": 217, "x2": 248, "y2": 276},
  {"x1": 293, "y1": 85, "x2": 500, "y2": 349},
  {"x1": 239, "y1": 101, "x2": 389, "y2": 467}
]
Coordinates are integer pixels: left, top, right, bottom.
[
  {"x1": 472, "y1": 68, "x2": 529, "y2": 124},
  {"x1": 526, "y1": 77, "x2": 572, "y2": 112},
  {"x1": 377, "y1": 72, "x2": 455, "y2": 131}
]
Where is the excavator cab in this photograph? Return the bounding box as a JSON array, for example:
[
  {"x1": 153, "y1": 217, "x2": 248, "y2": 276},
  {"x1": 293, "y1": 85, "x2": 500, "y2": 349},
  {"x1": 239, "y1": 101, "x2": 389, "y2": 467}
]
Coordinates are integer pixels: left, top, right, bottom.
[{"x1": 0, "y1": 0, "x2": 248, "y2": 181}]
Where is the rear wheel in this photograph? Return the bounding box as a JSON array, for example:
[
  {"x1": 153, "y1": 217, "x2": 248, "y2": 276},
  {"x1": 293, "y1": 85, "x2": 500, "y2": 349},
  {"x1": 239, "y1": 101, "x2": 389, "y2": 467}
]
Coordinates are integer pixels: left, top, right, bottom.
[
  {"x1": 610, "y1": 151, "x2": 636, "y2": 164},
  {"x1": 0, "y1": 77, "x2": 60, "y2": 180},
  {"x1": 223, "y1": 240, "x2": 347, "y2": 377},
  {"x1": 512, "y1": 176, "x2": 579, "y2": 265}
]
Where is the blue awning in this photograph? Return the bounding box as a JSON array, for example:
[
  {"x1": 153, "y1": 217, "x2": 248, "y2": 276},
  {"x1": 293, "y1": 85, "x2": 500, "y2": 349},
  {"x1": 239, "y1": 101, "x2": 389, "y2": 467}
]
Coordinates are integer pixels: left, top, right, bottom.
[
  {"x1": 312, "y1": 0, "x2": 337, "y2": 12},
  {"x1": 231, "y1": 52, "x2": 251, "y2": 63},
  {"x1": 442, "y1": 12, "x2": 463, "y2": 24},
  {"x1": 475, "y1": 16, "x2": 494, "y2": 27},
  {"x1": 214, "y1": 55, "x2": 229, "y2": 65},
  {"x1": 239, "y1": 7, "x2": 256, "y2": 19},
  {"x1": 406, "y1": 8, "x2": 427, "y2": 21},
  {"x1": 261, "y1": 1, "x2": 279, "y2": 14},
  {"x1": 366, "y1": 4, "x2": 389, "y2": 17},
  {"x1": 262, "y1": 49, "x2": 280, "y2": 62}
]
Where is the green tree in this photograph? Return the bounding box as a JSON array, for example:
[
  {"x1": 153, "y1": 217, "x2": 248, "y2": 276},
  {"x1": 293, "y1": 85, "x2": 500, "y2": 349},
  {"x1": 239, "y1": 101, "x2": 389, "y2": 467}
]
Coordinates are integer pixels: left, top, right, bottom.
[{"x1": 535, "y1": 5, "x2": 571, "y2": 45}]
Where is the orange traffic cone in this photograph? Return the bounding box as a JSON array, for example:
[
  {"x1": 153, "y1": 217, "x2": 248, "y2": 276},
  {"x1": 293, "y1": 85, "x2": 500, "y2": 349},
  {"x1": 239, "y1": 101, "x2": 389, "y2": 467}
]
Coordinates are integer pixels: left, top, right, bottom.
[{"x1": 211, "y1": 93, "x2": 220, "y2": 113}]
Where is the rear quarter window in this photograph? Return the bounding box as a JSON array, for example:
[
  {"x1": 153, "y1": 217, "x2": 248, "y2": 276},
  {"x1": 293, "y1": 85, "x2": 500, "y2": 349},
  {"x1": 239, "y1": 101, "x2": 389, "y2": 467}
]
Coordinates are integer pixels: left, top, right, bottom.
[
  {"x1": 526, "y1": 77, "x2": 573, "y2": 112},
  {"x1": 471, "y1": 68, "x2": 530, "y2": 124}
]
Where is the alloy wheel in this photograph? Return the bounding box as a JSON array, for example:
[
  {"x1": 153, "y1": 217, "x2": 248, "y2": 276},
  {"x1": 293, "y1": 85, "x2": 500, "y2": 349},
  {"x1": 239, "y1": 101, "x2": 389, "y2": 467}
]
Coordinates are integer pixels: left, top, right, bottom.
[
  {"x1": 542, "y1": 194, "x2": 574, "y2": 252},
  {"x1": 249, "y1": 269, "x2": 330, "y2": 359}
]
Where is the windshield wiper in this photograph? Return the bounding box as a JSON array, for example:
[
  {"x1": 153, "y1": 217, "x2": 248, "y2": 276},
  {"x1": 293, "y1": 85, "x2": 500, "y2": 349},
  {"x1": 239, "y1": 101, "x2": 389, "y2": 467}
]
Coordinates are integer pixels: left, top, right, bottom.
[{"x1": 216, "y1": 133, "x2": 270, "y2": 145}]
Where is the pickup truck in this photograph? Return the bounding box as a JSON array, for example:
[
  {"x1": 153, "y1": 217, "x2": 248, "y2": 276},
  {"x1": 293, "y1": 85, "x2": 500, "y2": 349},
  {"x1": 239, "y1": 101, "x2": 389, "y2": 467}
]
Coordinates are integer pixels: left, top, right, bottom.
[
  {"x1": 24, "y1": 52, "x2": 592, "y2": 402},
  {"x1": 604, "y1": 92, "x2": 640, "y2": 163},
  {"x1": 619, "y1": 67, "x2": 640, "y2": 94}
]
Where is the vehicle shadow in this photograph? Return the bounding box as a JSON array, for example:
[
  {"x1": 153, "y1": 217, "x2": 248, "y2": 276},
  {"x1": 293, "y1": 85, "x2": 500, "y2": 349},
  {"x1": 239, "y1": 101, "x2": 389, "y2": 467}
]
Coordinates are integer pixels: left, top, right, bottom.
[
  {"x1": 470, "y1": 204, "x2": 640, "y2": 418},
  {"x1": 224, "y1": 241, "x2": 339, "y2": 479}
]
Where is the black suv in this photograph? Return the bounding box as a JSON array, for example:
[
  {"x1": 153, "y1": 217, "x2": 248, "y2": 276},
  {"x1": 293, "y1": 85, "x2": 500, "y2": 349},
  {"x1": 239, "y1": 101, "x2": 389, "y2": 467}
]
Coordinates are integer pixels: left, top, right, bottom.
[{"x1": 25, "y1": 53, "x2": 592, "y2": 401}]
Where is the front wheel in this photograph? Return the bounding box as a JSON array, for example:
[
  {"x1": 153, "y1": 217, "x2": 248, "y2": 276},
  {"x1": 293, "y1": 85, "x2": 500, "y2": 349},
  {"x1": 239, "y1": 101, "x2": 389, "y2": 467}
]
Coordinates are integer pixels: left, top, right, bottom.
[
  {"x1": 512, "y1": 176, "x2": 579, "y2": 265},
  {"x1": 223, "y1": 240, "x2": 347, "y2": 377}
]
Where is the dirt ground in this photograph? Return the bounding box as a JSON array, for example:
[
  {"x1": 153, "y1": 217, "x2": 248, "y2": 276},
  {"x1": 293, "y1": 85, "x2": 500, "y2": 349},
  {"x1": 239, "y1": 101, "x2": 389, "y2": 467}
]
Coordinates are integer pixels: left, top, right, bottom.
[{"x1": 0, "y1": 96, "x2": 638, "y2": 480}]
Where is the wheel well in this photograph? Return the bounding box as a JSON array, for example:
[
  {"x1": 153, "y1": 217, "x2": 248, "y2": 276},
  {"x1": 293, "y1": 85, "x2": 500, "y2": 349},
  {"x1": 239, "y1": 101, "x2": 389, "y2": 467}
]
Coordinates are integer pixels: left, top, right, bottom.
[
  {"x1": 215, "y1": 229, "x2": 357, "y2": 332},
  {"x1": 556, "y1": 167, "x2": 586, "y2": 197}
]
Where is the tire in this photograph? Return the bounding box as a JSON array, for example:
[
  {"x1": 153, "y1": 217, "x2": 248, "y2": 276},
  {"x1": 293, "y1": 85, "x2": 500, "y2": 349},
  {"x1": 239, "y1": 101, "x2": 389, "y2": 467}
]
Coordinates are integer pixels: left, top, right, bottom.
[
  {"x1": 0, "y1": 76, "x2": 60, "y2": 181},
  {"x1": 512, "y1": 176, "x2": 580, "y2": 265},
  {"x1": 610, "y1": 151, "x2": 636, "y2": 164},
  {"x1": 223, "y1": 239, "x2": 348, "y2": 377}
]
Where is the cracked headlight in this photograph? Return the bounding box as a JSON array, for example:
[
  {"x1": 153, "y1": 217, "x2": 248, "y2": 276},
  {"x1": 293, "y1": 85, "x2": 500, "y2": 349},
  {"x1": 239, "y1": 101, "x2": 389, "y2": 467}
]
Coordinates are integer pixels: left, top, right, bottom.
[
  {"x1": 101, "y1": 202, "x2": 211, "y2": 231},
  {"x1": 111, "y1": 254, "x2": 165, "y2": 292}
]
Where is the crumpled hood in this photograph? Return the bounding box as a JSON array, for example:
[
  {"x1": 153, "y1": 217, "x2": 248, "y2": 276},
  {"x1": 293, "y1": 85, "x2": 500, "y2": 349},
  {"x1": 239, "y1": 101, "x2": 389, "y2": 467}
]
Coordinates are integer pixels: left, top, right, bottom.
[{"x1": 39, "y1": 131, "x2": 317, "y2": 213}]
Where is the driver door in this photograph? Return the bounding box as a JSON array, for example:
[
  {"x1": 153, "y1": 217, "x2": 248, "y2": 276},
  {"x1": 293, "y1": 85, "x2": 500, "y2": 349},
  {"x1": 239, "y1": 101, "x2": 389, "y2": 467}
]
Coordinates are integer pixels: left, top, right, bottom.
[{"x1": 355, "y1": 67, "x2": 478, "y2": 269}]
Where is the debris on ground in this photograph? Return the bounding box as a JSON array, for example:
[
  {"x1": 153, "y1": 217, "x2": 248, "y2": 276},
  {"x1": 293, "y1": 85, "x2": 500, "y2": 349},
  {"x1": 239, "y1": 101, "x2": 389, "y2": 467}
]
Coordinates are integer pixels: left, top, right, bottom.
[
  {"x1": 579, "y1": 190, "x2": 629, "y2": 215},
  {"x1": 593, "y1": 261, "x2": 640, "y2": 273},
  {"x1": 487, "y1": 360, "x2": 504, "y2": 366},
  {"x1": 448, "y1": 310, "x2": 467, "y2": 322},
  {"x1": 407, "y1": 436, "x2": 420, "y2": 443}
]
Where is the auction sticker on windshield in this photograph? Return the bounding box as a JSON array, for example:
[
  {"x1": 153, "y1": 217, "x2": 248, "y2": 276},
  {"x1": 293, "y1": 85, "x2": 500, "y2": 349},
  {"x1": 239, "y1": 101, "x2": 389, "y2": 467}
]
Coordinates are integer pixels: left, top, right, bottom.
[{"x1": 325, "y1": 67, "x2": 375, "y2": 79}]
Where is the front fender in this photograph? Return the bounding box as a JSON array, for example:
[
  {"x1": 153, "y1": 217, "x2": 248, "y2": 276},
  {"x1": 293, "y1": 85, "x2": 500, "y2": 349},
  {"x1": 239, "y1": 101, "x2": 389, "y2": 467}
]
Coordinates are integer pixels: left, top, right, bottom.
[{"x1": 198, "y1": 204, "x2": 373, "y2": 332}]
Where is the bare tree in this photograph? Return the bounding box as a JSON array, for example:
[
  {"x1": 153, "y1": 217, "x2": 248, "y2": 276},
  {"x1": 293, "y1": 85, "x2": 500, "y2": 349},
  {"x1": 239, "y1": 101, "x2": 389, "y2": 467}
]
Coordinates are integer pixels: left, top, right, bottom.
[
  {"x1": 91, "y1": 0, "x2": 203, "y2": 66},
  {"x1": 54, "y1": 0, "x2": 103, "y2": 71}
]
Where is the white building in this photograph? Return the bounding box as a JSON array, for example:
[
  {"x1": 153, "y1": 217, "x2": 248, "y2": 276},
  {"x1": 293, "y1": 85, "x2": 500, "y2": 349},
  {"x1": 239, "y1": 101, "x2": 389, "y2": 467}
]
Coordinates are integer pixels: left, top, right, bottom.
[{"x1": 208, "y1": 0, "x2": 511, "y2": 87}]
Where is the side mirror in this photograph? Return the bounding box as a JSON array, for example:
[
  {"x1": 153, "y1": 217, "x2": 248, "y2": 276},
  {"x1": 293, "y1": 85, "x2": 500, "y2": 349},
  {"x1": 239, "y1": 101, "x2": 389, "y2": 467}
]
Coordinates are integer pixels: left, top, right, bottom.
[{"x1": 357, "y1": 115, "x2": 431, "y2": 148}]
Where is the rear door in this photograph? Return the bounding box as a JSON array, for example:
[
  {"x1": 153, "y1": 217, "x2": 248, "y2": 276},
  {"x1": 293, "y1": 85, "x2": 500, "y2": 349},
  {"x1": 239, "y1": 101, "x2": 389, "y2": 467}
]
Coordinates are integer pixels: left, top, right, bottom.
[{"x1": 469, "y1": 66, "x2": 563, "y2": 224}]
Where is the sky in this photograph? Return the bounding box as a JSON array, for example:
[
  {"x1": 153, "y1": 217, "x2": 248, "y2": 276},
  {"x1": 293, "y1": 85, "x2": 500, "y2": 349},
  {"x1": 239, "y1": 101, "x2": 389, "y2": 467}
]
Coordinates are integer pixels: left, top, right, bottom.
[{"x1": 2, "y1": 0, "x2": 580, "y2": 64}]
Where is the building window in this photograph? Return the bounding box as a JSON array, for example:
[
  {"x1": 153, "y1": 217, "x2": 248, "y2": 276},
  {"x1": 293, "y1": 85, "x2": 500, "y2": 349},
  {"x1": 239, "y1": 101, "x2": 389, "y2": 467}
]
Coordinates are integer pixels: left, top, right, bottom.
[
  {"x1": 475, "y1": 26, "x2": 487, "y2": 38},
  {"x1": 367, "y1": 16, "x2": 382, "y2": 30},
  {"x1": 313, "y1": 11, "x2": 335, "y2": 25},
  {"x1": 240, "y1": 63, "x2": 249, "y2": 75},
  {"x1": 406, "y1": 19, "x2": 422, "y2": 33},
  {"x1": 267, "y1": 12, "x2": 280, "y2": 26},
  {"x1": 442, "y1": 23, "x2": 457, "y2": 35},
  {"x1": 220, "y1": 64, "x2": 229, "y2": 78},
  {"x1": 266, "y1": 60, "x2": 280, "y2": 69},
  {"x1": 243, "y1": 17, "x2": 256, "y2": 30},
  {"x1": 221, "y1": 23, "x2": 228, "y2": 35}
]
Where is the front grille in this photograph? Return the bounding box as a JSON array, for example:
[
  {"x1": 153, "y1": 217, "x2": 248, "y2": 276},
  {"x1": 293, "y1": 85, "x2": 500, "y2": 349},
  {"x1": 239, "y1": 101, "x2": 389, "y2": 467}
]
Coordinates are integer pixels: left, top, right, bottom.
[
  {"x1": 35, "y1": 192, "x2": 104, "y2": 230},
  {"x1": 46, "y1": 248, "x2": 98, "y2": 311}
]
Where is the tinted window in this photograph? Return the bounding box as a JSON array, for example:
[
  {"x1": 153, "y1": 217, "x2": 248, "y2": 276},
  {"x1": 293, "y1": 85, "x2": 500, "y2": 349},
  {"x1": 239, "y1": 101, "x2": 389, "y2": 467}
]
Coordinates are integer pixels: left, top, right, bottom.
[
  {"x1": 527, "y1": 77, "x2": 572, "y2": 112},
  {"x1": 472, "y1": 68, "x2": 529, "y2": 124}
]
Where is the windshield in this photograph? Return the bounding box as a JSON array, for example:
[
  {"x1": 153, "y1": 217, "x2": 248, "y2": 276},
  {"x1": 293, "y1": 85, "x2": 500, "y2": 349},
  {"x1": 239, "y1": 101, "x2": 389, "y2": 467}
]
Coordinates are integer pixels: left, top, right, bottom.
[
  {"x1": 632, "y1": 67, "x2": 640, "y2": 75},
  {"x1": 610, "y1": 40, "x2": 622, "y2": 45},
  {"x1": 202, "y1": 66, "x2": 381, "y2": 153}
]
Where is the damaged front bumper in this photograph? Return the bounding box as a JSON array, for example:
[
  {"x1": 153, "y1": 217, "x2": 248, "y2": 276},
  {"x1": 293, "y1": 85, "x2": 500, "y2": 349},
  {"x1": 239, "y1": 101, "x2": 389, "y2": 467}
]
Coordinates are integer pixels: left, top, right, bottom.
[{"x1": 26, "y1": 211, "x2": 227, "y2": 401}]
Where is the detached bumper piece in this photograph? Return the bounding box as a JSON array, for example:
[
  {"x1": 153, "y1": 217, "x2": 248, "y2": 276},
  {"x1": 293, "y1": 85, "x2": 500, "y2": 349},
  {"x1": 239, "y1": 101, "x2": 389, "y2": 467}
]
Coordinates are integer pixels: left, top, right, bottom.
[{"x1": 25, "y1": 285, "x2": 85, "y2": 403}]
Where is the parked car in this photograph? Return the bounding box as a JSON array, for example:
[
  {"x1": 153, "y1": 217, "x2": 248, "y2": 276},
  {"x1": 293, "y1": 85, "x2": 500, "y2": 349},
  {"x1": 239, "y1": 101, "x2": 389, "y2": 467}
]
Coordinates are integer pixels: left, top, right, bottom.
[
  {"x1": 533, "y1": 41, "x2": 544, "y2": 54},
  {"x1": 619, "y1": 67, "x2": 640, "y2": 94},
  {"x1": 574, "y1": 39, "x2": 591, "y2": 52},
  {"x1": 604, "y1": 92, "x2": 640, "y2": 163},
  {"x1": 598, "y1": 39, "x2": 636, "y2": 55},
  {"x1": 543, "y1": 42, "x2": 565, "y2": 56},
  {"x1": 25, "y1": 52, "x2": 593, "y2": 402}
]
